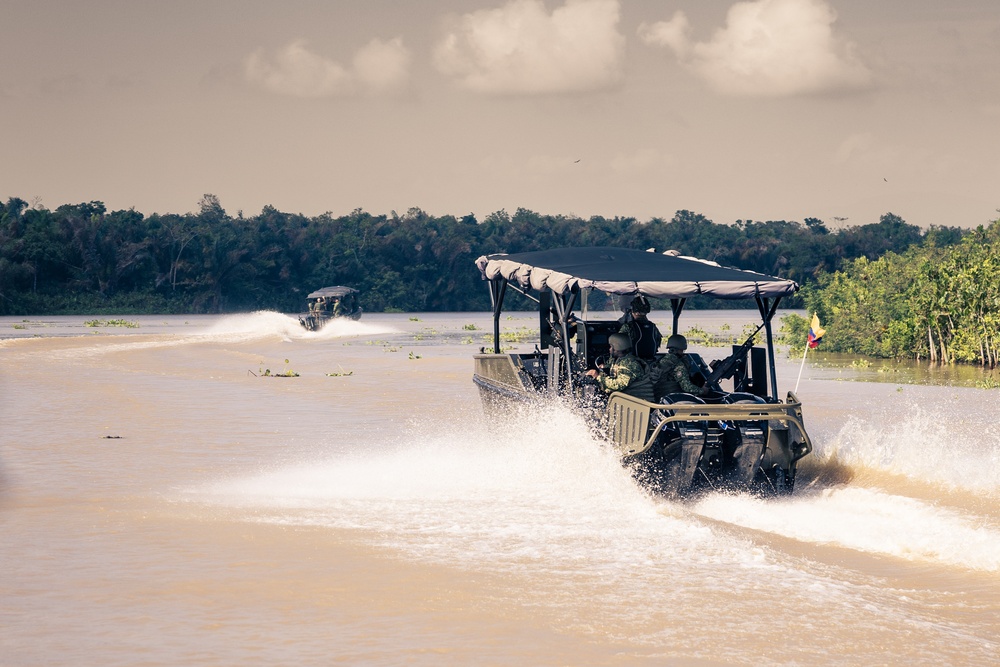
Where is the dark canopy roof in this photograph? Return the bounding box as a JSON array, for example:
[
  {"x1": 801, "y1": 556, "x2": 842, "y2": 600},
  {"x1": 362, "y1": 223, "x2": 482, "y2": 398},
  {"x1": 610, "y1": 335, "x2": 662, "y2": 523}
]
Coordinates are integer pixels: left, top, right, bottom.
[
  {"x1": 476, "y1": 247, "x2": 798, "y2": 299},
  {"x1": 307, "y1": 286, "x2": 358, "y2": 299}
]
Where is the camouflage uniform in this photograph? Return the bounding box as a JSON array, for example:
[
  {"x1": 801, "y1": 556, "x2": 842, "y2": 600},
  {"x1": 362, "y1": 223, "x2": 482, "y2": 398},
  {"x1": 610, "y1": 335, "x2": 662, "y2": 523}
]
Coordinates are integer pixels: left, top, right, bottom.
[
  {"x1": 596, "y1": 353, "x2": 655, "y2": 402},
  {"x1": 653, "y1": 353, "x2": 702, "y2": 399}
]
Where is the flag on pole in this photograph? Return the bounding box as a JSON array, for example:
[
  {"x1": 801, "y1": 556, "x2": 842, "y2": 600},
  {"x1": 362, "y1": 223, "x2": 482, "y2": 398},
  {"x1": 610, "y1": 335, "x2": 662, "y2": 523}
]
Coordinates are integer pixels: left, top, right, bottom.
[{"x1": 807, "y1": 313, "x2": 825, "y2": 348}]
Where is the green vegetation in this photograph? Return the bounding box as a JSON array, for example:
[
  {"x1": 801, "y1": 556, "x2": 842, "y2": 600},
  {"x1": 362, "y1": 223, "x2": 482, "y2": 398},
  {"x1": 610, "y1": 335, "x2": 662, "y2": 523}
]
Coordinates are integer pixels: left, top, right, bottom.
[
  {"x1": 256, "y1": 358, "x2": 299, "y2": 377},
  {"x1": 484, "y1": 326, "x2": 535, "y2": 344},
  {"x1": 9, "y1": 193, "x2": 997, "y2": 370},
  {"x1": 803, "y1": 219, "x2": 1000, "y2": 366},
  {"x1": 0, "y1": 195, "x2": 963, "y2": 316},
  {"x1": 84, "y1": 318, "x2": 139, "y2": 328}
]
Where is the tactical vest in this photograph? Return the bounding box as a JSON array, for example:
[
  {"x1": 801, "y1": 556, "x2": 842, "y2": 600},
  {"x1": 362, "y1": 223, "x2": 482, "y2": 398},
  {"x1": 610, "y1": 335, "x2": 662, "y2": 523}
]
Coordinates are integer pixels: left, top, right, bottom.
[{"x1": 624, "y1": 320, "x2": 660, "y2": 360}]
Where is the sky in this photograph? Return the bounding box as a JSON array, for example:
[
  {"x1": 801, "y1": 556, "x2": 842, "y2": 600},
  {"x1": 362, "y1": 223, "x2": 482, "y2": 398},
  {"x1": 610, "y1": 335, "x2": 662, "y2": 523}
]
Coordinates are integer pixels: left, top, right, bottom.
[{"x1": 2, "y1": 0, "x2": 998, "y2": 229}]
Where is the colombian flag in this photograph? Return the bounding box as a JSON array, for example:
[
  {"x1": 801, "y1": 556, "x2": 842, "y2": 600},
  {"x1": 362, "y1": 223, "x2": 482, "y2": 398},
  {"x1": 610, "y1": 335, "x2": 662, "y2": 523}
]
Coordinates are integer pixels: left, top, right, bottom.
[{"x1": 807, "y1": 313, "x2": 826, "y2": 349}]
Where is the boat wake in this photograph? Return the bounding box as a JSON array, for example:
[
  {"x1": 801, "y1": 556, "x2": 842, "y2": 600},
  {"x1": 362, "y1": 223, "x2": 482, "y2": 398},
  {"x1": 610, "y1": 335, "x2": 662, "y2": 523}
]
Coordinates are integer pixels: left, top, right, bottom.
[
  {"x1": 186, "y1": 397, "x2": 1000, "y2": 654},
  {"x1": 201, "y1": 311, "x2": 398, "y2": 341},
  {"x1": 689, "y1": 485, "x2": 1000, "y2": 571},
  {"x1": 817, "y1": 398, "x2": 1000, "y2": 493},
  {"x1": 688, "y1": 390, "x2": 1000, "y2": 572},
  {"x1": 191, "y1": 384, "x2": 1000, "y2": 578},
  {"x1": 194, "y1": 402, "x2": 755, "y2": 575}
]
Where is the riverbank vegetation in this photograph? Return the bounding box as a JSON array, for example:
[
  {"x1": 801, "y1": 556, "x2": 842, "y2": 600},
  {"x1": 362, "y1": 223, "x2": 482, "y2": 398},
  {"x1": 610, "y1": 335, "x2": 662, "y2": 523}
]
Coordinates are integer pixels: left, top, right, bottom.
[
  {"x1": 796, "y1": 219, "x2": 1000, "y2": 367},
  {"x1": 0, "y1": 194, "x2": 964, "y2": 316},
  {"x1": 6, "y1": 194, "x2": 1000, "y2": 367}
]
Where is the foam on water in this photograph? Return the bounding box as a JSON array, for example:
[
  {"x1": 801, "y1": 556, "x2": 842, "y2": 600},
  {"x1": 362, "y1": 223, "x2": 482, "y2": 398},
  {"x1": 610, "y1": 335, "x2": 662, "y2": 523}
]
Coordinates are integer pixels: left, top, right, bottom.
[
  {"x1": 198, "y1": 402, "x2": 771, "y2": 577},
  {"x1": 182, "y1": 394, "x2": 1000, "y2": 652},
  {"x1": 200, "y1": 311, "x2": 398, "y2": 341},
  {"x1": 43, "y1": 311, "x2": 403, "y2": 357},
  {"x1": 691, "y1": 486, "x2": 1000, "y2": 572},
  {"x1": 195, "y1": 390, "x2": 1000, "y2": 577},
  {"x1": 816, "y1": 393, "x2": 1000, "y2": 493}
]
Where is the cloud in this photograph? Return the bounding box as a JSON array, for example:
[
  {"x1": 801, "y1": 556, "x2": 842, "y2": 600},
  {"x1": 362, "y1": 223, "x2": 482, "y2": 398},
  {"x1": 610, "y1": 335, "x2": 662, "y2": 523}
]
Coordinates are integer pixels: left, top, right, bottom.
[
  {"x1": 640, "y1": 0, "x2": 872, "y2": 97},
  {"x1": 245, "y1": 38, "x2": 410, "y2": 98},
  {"x1": 433, "y1": 0, "x2": 625, "y2": 95},
  {"x1": 351, "y1": 38, "x2": 412, "y2": 94},
  {"x1": 637, "y1": 11, "x2": 692, "y2": 58}
]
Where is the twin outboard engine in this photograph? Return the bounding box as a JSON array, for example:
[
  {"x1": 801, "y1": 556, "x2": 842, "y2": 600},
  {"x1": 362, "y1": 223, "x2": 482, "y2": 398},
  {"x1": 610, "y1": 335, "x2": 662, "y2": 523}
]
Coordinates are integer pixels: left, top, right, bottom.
[
  {"x1": 723, "y1": 392, "x2": 769, "y2": 486},
  {"x1": 653, "y1": 392, "x2": 770, "y2": 495}
]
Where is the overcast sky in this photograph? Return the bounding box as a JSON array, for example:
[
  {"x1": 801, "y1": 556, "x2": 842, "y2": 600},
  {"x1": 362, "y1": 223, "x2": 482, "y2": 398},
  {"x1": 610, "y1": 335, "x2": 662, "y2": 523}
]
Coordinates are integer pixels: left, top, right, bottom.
[{"x1": 2, "y1": 0, "x2": 998, "y2": 229}]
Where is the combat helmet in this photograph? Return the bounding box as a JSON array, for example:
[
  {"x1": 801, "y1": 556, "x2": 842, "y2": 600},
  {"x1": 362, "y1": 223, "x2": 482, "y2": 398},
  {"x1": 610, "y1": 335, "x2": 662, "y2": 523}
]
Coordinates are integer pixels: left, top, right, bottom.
[
  {"x1": 629, "y1": 295, "x2": 651, "y2": 314},
  {"x1": 608, "y1": 333, "x2": 632, "y2": 353},
  {"x1": 666, "y1": 334, "x2": 688, "y2": 351}
]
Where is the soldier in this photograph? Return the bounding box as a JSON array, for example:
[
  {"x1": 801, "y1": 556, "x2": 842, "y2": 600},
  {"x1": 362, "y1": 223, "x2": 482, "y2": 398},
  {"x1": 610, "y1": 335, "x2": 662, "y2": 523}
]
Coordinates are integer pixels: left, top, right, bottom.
[
  {"x1": 584, "y1": 333, "x2": 655, "y2": 402},
  {"x1": 618, "y1": 295, "x2": 662, "y2": 361},
  {"x1": 653, "y1": 334, "x2": 705, "y2": 400}
]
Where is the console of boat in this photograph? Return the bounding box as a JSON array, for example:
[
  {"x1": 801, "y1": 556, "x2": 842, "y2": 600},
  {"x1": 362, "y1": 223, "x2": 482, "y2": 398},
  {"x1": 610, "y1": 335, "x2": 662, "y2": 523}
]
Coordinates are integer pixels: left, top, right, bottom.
[{"x1": 472, "y1": 247, "x2": 813, "y2": 497}]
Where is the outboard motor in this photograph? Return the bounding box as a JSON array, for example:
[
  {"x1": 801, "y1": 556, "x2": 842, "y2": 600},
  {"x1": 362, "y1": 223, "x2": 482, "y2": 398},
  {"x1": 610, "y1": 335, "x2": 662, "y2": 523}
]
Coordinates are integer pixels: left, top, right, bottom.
[
  {"x1": 722, "y1": 392, "x2": 768, "y2": 485},
  {"x1": 657, "y1": 393, "x2": 715, "y2": 495}
]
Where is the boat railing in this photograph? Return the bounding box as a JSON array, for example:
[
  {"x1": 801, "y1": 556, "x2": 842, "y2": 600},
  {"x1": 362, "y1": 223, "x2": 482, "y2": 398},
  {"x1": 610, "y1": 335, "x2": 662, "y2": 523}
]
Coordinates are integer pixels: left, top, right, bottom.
[{"x1": 607, "y1": 391, "x2": 813, "y2": 458}]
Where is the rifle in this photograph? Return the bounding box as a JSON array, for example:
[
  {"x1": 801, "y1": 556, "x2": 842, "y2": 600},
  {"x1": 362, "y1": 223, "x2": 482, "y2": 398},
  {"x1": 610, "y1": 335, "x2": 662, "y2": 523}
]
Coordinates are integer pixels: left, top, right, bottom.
[{"x1": 703, "y1": 321, "x2": 767, "y2": 388}]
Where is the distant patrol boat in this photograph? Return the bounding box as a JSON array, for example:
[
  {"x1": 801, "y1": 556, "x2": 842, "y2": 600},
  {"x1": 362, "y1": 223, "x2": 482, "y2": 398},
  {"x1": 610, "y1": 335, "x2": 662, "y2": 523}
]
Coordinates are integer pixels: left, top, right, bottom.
[{"x1": 298, "y1": 286, "x2": 362, "y2": 331}]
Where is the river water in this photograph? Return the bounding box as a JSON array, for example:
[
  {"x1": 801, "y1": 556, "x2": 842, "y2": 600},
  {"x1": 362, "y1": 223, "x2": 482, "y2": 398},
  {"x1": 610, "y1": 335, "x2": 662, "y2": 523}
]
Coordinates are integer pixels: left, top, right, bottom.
[{"x1": 1, "y1": 311, "x2": 998, "y2": 666}]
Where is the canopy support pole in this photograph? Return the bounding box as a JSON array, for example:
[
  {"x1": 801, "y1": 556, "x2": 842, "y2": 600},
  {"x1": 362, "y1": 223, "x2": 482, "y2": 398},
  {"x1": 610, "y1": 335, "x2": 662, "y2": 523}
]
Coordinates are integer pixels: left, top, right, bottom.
[
  {"x1": 489, "y1": 279, "x2": 508, "y2": 354},
  {"x1": 550, "y1": 289, "x2": 579, "y2": 392},
  {"x1": 670, "y1": 298, "x2": 686, "y2": 335},
  {"x1": 756, "y1": 296, "x2": 782, "y2": 401}
]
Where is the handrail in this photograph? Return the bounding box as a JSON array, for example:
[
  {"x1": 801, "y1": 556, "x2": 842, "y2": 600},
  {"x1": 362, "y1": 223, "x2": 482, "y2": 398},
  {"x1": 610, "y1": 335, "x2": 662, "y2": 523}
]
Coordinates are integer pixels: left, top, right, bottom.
[{"x1": 607, "y1": 392, "x2": 813, "y2": 458}]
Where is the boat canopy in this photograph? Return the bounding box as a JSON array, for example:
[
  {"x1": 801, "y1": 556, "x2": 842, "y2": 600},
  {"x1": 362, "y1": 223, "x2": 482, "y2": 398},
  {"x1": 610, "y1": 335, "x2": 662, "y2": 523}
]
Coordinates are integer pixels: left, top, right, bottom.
[
  {"x1": 476, "y1": 247, "x2": 798, "y2": 300},
  {"x1": 306, "y1": 286, "x2": 358, "y2": 299}
]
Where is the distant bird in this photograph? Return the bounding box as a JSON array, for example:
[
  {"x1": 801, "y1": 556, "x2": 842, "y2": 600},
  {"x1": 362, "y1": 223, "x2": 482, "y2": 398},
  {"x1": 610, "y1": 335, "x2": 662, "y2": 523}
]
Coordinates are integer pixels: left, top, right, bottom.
[
  {"x1": 574, "y1": 159, "x2": 581, "y2": 163},
  {"x1": 883, "y1": 177, "x2": 888, "y2": 182}
]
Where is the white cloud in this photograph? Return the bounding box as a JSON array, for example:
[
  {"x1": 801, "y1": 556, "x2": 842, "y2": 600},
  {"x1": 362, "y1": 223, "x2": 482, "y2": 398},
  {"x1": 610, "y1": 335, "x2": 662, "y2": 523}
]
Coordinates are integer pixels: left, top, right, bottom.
[
  {"x1": 637, "y1": 11, "x2": 692, "y2": 58},
  {"x1": 351, "y1": 38, "x2": 412, "y2": 93},
  {"x1": 641, "y1": 0, "x2": 873, "y2": 97},
  {"x1": 245, "y1": 38, "x2": 410, "y2": 98},
  {"x1": 433, "y1": 0, "x2": 625, "y2": 95}
]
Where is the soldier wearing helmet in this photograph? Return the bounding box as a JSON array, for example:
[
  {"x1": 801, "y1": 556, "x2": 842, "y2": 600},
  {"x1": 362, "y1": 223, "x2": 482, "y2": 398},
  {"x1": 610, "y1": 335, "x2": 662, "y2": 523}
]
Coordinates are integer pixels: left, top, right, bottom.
[
  {"x1": 584, "y1": 333, "x2": 654, "y2": 402},
  {"x1": 618, "y1": 295, "x2": 662, "y2": 361},
  {"x1": 653, "y1": 333, "x2": 704, "y2": 399}
]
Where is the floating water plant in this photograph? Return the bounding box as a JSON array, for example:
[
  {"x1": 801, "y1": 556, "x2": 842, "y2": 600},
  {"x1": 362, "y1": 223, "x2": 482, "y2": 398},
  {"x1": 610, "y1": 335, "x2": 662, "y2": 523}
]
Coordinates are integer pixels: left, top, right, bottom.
[
  {"x1": 252, "y1": 358, "x2": 299, "y2": 377},
  {"x1": 85, "y1": 319, "x2": 139, "y2": 328}
]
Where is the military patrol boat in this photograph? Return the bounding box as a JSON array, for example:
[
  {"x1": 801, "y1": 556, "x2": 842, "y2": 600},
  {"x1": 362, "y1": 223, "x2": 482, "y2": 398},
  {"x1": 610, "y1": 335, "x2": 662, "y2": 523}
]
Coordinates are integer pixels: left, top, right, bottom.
[
  {"x1": 473, "y1": 247, "x2": 814, "y2": 497},
  {"x1": 298, "y1": 286, "x2": 362, "y2": 331}
]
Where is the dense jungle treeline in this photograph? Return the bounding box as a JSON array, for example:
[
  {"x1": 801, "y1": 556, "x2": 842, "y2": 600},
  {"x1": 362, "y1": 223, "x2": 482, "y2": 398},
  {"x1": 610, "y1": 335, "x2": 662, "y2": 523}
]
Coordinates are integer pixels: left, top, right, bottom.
[
  {"x1": 0, "y1": 194, "x2": 969, "y2": 318},
  {"x1": 794, "y1": 218, "x2": 1000, "y2": 367}
]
